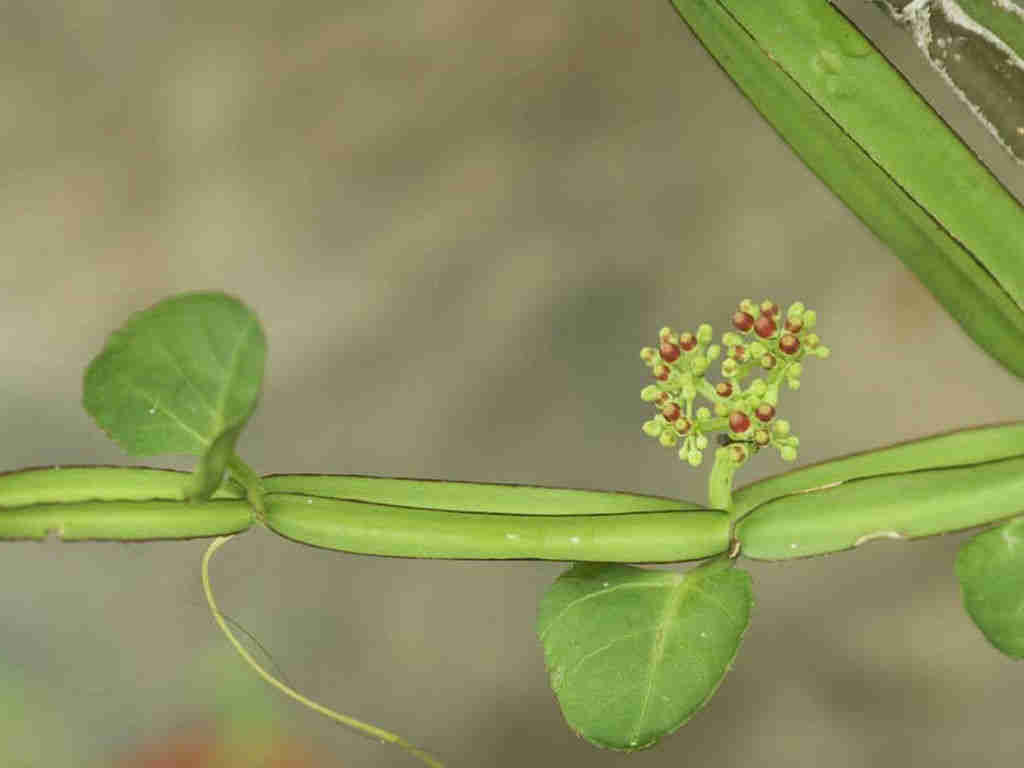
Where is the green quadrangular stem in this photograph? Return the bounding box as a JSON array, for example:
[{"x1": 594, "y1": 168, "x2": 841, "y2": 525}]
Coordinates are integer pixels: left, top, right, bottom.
[
  {"x1": 2, "y1": 425, "x2": 1021, "y2": 558},
  {"x1": 261, "y1": 494, "x2": 730, "y2": 562},
  {"x1": 0, "y1": 466, "x2": 252, "y2": 541},
  {"x1": 668, "y1": 0, "x2": 1024, "y2": 378},
  {"x1": 732, "y1": 422, "x2": 1024, "y2": 559}
]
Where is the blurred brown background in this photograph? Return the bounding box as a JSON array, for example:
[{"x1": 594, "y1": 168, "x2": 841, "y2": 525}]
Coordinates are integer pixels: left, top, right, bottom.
[{"x1": 2, "y1": 2, "x2": 1022, "y2": 766}]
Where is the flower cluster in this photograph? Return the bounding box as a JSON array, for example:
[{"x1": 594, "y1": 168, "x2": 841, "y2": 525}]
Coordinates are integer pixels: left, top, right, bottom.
[{"x1": 640, "y1": 299, "x2": 830, "y2": 467}]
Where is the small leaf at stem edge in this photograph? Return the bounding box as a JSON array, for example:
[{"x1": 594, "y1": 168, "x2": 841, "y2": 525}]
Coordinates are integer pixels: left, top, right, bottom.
[
  {"x1": 956, "y1": 517, "x2": 1024, "y2": 659},
  {"x1": 83, "y1": 292, "x2": 266, "y2": 457}
]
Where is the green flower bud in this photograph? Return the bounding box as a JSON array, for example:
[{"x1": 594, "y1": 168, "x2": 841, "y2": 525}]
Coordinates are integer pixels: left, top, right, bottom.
[
  {"x1": 642, "y1": 419, "x2": 663, "y2": 437},
  {"x1": 722, "y1": 331, "x2": 743, "y2": 347},
  {"x1": 814, "y1": 345, "x2": 831, "y2": 359},
  {"x1": 760, "y1": 354, "x2": 776, "y2": 370},
  {"x1": 714, "y1": 402, "x2": 728, "y2": 417},
  {"x1": 788, "y1": 362, "x2": 803, "y2": 379},
  {"x1": 696, "y1": 407, "x2": 711, "y2": 421},
  {"x1": 780, "y1": 445, "x2": 798, "y2": 462},
  {"x1": 681, "y1": 384, "x2": 697, "y2": 400},
  {"x1": 804, "y1": 333, "x2": 820, "y2": 350},
  {"x1": 739, "y1": 299, "x2": 757, "y2": 315},
  {"x1": 749, "y1": 378, "x2": 767, "y2": 397},
  {"x1": 773, "y1": 419, "x2": 791, "y2": 437},
  {"x1": 748, "y1": 341, "x2": 766, "y2": 358},
  {"x1": 641, "y1": 347, "x2": 657, "y2": 364},
  {"x1": 691, "y1": 355, "x2": 709, "y2": 376},
  {"x1": 659, "y1": 429, "x2": 678, "y2": 447},
  {"x1": 697, "y1": 323, "x2": 713, "y2": 344},
  {"x1": 687, "y1": 450, "x2": 703, "y2": 467},
  {"x1": 786, "y1": 301, "x2": 805, "y2": 319},
  {"x1": 659, "y1": 326, "x2": 673, "y2": 340},
  {"x1": 640, "y1": 385, "x2": 661, "y2": 402},
  {"x1": 706, "y1": 344, "x2": 721, "y2": 361},
  {"x1": 729, "y1": 443, "x2": 749, "y2": 464},
  {"x1": 721, "y1": 358, "x2": 739, "y2": 377},
  {"x1": 787, "y1": 378, "x2": 801, "y2": 390},
  {"x1": 695, "y1": 435, "x2": 709, "y2": 450},
  {"x1": 753, "y1": 428, "x2": 770, "y2": 446},
  {"x1": 803, "y1": 310, "x2": 817, "y2": 329}
]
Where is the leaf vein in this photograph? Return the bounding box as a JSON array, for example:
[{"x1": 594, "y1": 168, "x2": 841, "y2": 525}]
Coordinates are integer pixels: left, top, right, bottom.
[
  {"x1": 563, "y1": 627, "x2": 660, "y2": 682},
  {"x1": 213, "y1": 314, "x2": 258, "y2": 433},
  {"x1": 149, "y1": 334, "x2": 219, "y2": 419},
  {"x1": 629, "y1": 576, "x2": 688, "y2": 744},
  {"x1": 123, "y1": 383, "x2": 211, "y2": 447},
  {"x1": 539, "y1": 580, "x2": 672, "y2": 641}
]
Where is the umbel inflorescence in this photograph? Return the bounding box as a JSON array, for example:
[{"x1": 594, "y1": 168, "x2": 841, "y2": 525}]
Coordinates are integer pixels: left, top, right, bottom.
[{"x1": 640, "y1": 300, "x2": 830, "y2": 467}]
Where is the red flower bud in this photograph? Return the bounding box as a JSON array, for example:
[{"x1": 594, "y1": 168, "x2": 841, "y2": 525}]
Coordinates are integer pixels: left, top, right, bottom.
[
  {"x1": 754, "y1": 314, "x2": 776, "y2": 338},
  {"x1": 679, "y1": 332, "x2": 697, "y2": 351},
  {"x1": 654, "y1": 364, "x2": 670, "y2": 381},
  {"x1": 760, "y1": 300, "x2": 779, "y2": 317},
  {"x1": 755, "y1": 403, "x2": 775, "y2": 422},
  {"x1": 659, "y1": 340, "x2": 681, "y2": 362},
  {"x1": 732, "y1": 311, "x2": 754, "y2": 332},
  {"x1": 662, "y1": 403, "x2": 681, "y2": 422},
  {"x1": 779, "y1": 334, "x2": 800, "y2": 355},
  {"x1": 716, "y1": 381, "x2": 733, "y2": 398},
  {"x1": 656, "y1": 392, "x2": 670, "y2": 405},
  {"x1": 784, "y1": 317, "x2": 803, "y2": 333},
  {"x1": 729, "y1": 410, "x2": 751, "y2": 433},
  {"x1": 732, "y1": 345, "x2": 747, "y2": 361}
]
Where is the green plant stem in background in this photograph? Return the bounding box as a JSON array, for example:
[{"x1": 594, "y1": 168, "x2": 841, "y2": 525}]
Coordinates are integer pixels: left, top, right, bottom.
[
  {"x1": 877, "y1": 0, "x2": 1024, "y2": 161},
  {"x1": 668, "y1": 0, "x2": 1024, "y2": 378}
]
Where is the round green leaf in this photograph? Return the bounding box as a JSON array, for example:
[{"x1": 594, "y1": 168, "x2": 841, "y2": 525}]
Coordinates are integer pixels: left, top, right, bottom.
[
  {"x1": 956, "y1": 517, "x2": 1024, "y2": 659},
  {"x1": 536, "y1": 559, "x2": 752, "y2": 749},
  {"x1": 83, "y1": 292, "x2": 266, "y2": 457}
]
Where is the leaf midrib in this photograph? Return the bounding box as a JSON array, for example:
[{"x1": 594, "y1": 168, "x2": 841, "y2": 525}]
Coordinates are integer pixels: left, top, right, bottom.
[{"x1": 629, "y1": 574, "x2": 688, "y2": 745}]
